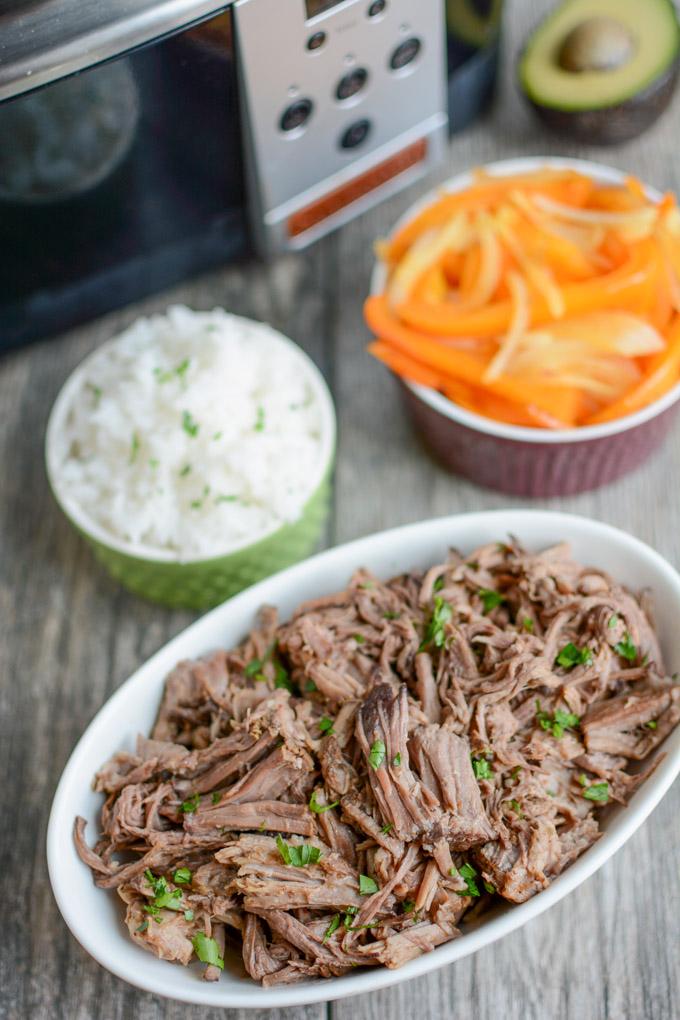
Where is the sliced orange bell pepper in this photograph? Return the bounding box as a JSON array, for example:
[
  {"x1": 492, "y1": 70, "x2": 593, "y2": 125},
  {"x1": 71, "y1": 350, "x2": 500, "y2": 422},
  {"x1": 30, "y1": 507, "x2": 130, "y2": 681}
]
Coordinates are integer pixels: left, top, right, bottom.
[
  {"x1": 442, "y1": 250, "x2": 464, "y2": 285},
  {"x1": 395, "y1": 242, "x2": 657, "y2": 338},
  {"x1": 365, "y1": 295, "x2": 583, "y2": 419},
  {"x1": 387, "y1": 171, "x2": 594, "y2": 262},
  {"x1": 368, "y1": 341, "x2": 442, "y2": 389},
  {"x1": 590, "y1": 184, "x2": 645, "y2": 213},
  {"x1": 459, "y1": 243, "x2": 482, "y2": 296}
]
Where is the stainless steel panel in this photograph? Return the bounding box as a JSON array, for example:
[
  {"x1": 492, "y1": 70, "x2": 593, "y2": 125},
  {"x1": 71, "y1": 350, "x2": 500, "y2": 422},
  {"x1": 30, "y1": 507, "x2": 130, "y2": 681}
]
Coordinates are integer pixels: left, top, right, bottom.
[
  {"x1": 0, "y1": 0, "x2": 230, "y2": 100},
  {"x1": 234, "y1": 0, "x2": 447, "y2": 252}
]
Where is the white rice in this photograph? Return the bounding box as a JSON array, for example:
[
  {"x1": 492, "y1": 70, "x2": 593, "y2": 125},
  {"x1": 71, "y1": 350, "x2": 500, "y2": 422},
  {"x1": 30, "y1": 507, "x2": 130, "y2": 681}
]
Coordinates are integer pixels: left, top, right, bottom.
[{"x1": 52, "y1": 306, "x2": 330, "y2": 559}]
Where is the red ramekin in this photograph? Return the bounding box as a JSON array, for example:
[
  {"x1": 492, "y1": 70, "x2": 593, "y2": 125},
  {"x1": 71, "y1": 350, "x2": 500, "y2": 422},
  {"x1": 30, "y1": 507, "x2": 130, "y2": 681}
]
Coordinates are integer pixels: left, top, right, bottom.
[{"x1": 371, "y1": 157, "x2": 680, "y2": 497}]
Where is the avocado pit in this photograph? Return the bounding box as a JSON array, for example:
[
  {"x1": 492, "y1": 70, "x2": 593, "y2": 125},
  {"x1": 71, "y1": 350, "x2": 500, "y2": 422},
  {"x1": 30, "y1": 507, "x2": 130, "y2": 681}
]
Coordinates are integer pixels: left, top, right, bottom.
[{"x1": 558, "y1": 17, "x2": 636, "y2": 73}]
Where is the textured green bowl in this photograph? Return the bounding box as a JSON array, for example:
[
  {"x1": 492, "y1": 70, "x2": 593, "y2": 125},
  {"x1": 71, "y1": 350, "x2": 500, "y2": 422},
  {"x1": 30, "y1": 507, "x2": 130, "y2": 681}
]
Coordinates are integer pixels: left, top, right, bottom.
[
  {"x1": 45, "y1": 314, "x2": 336, "y2": 610},
  {"x1": 64, "y1": 472, "x2": 332, "y2": 609}
]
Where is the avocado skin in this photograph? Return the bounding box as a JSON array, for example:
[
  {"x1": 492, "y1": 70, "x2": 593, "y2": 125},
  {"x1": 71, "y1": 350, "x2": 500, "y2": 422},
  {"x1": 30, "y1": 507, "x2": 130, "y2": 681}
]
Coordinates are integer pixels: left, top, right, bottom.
[{"x1": 524, "y1": 58, "x2": 679, "y2": 145}]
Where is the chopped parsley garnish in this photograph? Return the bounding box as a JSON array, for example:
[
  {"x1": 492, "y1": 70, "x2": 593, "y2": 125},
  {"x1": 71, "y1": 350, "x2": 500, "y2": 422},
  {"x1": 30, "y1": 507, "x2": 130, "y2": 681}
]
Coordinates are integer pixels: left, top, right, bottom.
[
  {"x1": 380, "y1": 822, "x2": 393, "y2": 835},
  {"x1": 420, "y1": 596, "x2": 453, "y2": 650},
  {"x1": 274, "y1": 660, "x2": 293, "y2": 693},
  {"x1": 455, "y1": 862, "x2": 480, "y2": 898},
  {"x1": 483, "y1": 880, "x2": 495, "y2": 894},
  {"x1": 383, "y1": 611, "x2": 400, "y2": 620},
  {"x1": 87, "y1": 383, "x2": 103, "y2": 405},
  {"x1": 535, "y1": 700, "x2": 580, "y2": 739},
  {"x1": 149, "y1": 458, "x2": 159, "y2": 469},
  {"x1": 471, "y1": 756, "x2": 493, "y2": 780},
  {"x1": 211, "y1": 792, "x2": 221, "y2": 805},
  {"x1": 433, "y1": 576, "x2": 445, "y2": 592},
  {"x1": 322, "y1": 914, "x2": 341, "y2": 943},
  {"x1": 318, "y1": 716, "x2": 335, "y2": 736},
  {"x1": 191, "y1": 932, "x2": 224, "y2": 970},
  {"x1": 309, "y1": 790, "x2": 339, "y2": 814},
  {"x1": 479, "y1": 588, "x2": 505, "y2": 614},
  {"x1": 181, "y1": 793, "x2": 200, "y2": 814},
  {"x1": 614, "y1": 632, "x2": 637, "y2": 662},
  {"x1": 212, "y1": 431, "x2": 223, "y2": 441},
  {"x1": 175, "y1": 358, "x2": 190, "y2": 381},
  {"x1": 190, "y1": 485, "x2": 210, "y2": 509},
  {"x1": 276, "y1": 835, "x2": 321, "y2": 867},
  {"x1": 243, "y1": 644, "x2": 291, "y2": 690},
  {"x1": 179, "y1": 464, "x2": 191, "y2": 477},
  {"x1": 521, "y1": 617, "x2": 534, "y2": 633},
  {"x1": 144, "y1": 870, "x2": 184, "y2": 912},
  {"x1": 354, "y1": 633, "x2": 366, "y2": 644},
  {"x1": 392, "y1": 753, "x2": 402, "y2": 767},
  {"x1": 359, "y1": 580, "x2": 374, "y2": 589},
  {"x1": 254, "y1": 405, "x2": 266, "y2": 432},
  {"x1": 136, "y1": 920, "x2": 149, "y2": 932},
  {"x1": 345, "y1": 919, "x2": 380, "y2": 932},
  {"x1": 507, "y1": 799, "x2": 523, "y2": 817},
  {"x1": 305, "y1": 679, "x2": 317, "y2": 692},
  {"x1": 244, "y1": 657, "x2": 263, "y2": 677},
  {"x1": 580, "y1": 778, "x2": 609, "y2": 803},
  {"x1": 173, "y1": 867, "x2": 192, "y2": 885},
  {"x1": 129, "y1": 432, "x2": 140, "y2": 465},
  {"x1": 359, "y1": 874, "x2": 379, "y2": 896},
  {"x1": 645, "y1": 720, "x2": 658, "y2": 729},
  {"x1": 402, "y1": 900, "x2": 416, "y2": 914},
  {"x1": 368, "y1": 739, "x2": 386, "y2": 771},
  {"x1": 510, "y1": 765, "x2": 522, "y2": 781},
  {"x1": 215, "y1": 493, "x2": 238, "y2": 503},
  {"x1": 184, "y1": 909, "x2": 194, "y2": 921},
  {"x1": 182, "y1": 410, "x2": 199, "y2": 437},
  {"x1": 608, "y1": 614, "x2": 619, "y2": 629},
  {"x1": 555, "y1": 642, "x2": 592, "y2": 669},
  {"x1": 154, "y1": 358, "x2": 190, "y2": 385}
]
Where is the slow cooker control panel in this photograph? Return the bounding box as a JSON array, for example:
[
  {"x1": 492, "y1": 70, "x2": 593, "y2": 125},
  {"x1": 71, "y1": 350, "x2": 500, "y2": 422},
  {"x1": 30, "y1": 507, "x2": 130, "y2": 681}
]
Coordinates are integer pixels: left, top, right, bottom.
[{"x1": 233, "y1": 0, "x2": 447, "y2": 252}]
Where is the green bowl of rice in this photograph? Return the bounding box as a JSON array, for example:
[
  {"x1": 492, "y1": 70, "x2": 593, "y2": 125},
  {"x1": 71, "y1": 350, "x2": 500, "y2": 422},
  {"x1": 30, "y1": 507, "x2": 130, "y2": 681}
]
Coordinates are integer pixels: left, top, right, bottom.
[{"x1": 45, "y1": 306, "x2": 336, "y2": 609}]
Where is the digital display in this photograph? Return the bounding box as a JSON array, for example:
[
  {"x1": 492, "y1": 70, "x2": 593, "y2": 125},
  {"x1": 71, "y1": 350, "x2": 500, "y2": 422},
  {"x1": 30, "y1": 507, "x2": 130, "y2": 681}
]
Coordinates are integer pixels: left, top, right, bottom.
[{"x1": 305, "y1": 0, "x2": 347, "y2": 19}]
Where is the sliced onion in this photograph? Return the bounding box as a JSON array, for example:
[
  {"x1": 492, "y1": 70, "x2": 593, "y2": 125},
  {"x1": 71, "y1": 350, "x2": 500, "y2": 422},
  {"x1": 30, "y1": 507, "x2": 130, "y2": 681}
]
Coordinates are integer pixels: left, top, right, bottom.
[
  {"x1": 454, "y1": 214, "x2": 502, "y2": 310},
  {"x1": 510, "y1": 190, "x2": 605, "y2": 252},
  {"x1": 533, "y1": 195, "x2": 658, "y2": 239},
  {"x1": 484, "y1": 271, "x2": 529, "y2": 382},
  {"x1": 519, "y1": 312, "x2": 665, "y2": 357},
  {"x1": 388, "y1": 213, "x2": 470, "y2": 307},
  {"x1": 494, "y1": 209, "x2": 564, "y2": 317}
]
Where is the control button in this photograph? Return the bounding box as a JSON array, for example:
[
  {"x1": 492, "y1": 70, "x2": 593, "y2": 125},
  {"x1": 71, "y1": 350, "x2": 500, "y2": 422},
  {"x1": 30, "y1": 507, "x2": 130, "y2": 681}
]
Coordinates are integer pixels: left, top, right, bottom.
[
  {"x1": 340, "y1": 118, "x2": 371, "y2": 149},
  {"x1": 368, "y1": 0, "x2": 387, "y2": 16},
  {"x1": 389, "y1": 37, "x2": 421, "y2": 70},
  {"x1": 336, "y1": 67, "x2": 369, "y2": 101},
  {"x1": 307, "y1": 31, "x2": 326, "y2": 51},
  {"x1": 280, "y1": 98, "x2": 314, "y2": 133}
]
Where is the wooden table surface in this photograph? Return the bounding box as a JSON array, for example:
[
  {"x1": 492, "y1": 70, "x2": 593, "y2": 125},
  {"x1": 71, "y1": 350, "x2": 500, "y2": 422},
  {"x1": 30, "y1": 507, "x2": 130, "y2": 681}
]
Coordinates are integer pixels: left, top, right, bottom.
[{"x1": 2, "y1": 2, "x2": 679, "y2": 1018}]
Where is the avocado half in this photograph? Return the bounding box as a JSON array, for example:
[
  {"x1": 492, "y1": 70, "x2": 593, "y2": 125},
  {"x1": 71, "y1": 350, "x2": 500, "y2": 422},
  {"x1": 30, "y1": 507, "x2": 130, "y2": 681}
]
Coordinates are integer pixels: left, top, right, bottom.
[{"x1": 519, "y1": 0, "x2": 680, "y2": 144}]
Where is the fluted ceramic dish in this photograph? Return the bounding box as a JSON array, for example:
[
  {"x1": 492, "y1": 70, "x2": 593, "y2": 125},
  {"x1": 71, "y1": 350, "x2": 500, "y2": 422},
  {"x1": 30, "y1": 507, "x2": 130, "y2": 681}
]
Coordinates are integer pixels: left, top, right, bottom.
[
  {"x1": 371, "y1": 157, "x2": 680, "y2": 496},
  {"x1": 45, "y1": 322, "x2": 336, "y2": 609},
  {"x1": 47, "y1": 510, "x2": 680, "y2": 1008}
]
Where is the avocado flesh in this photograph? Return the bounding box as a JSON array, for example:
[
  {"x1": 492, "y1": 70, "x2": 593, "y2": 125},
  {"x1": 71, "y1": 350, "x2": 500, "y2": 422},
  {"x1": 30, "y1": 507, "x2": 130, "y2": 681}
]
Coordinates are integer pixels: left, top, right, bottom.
[{"x1": 520, "y1": 0, "x2": 680, "y2": 112}]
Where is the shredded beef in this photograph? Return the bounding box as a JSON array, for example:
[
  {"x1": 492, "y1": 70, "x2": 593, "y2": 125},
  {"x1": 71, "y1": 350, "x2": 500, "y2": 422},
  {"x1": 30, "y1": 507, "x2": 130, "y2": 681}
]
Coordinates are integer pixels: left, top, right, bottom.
[{"x1": 74, "y1": 540, "x2": 677, "y2": 985}]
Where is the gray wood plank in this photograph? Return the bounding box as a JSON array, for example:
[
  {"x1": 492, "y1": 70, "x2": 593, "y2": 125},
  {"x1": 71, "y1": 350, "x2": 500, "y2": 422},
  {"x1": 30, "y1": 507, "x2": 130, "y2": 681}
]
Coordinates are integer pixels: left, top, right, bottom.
[{"x1": 2, "y1": 0, "x2": 679, "y2": 1018}]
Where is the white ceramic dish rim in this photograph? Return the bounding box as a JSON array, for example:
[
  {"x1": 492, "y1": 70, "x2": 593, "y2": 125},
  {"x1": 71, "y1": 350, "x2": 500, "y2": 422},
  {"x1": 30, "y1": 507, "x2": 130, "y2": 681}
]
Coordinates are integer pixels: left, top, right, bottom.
[
  {"x1": 370, "y1": 155, "x2": 680, "y2": 443},
  {"x1": 44, "y1": 315, "x2": 337, "y2": 564},
  {"x1": 47, "y1": 509, "x2": 680, "y2": 1009}
]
